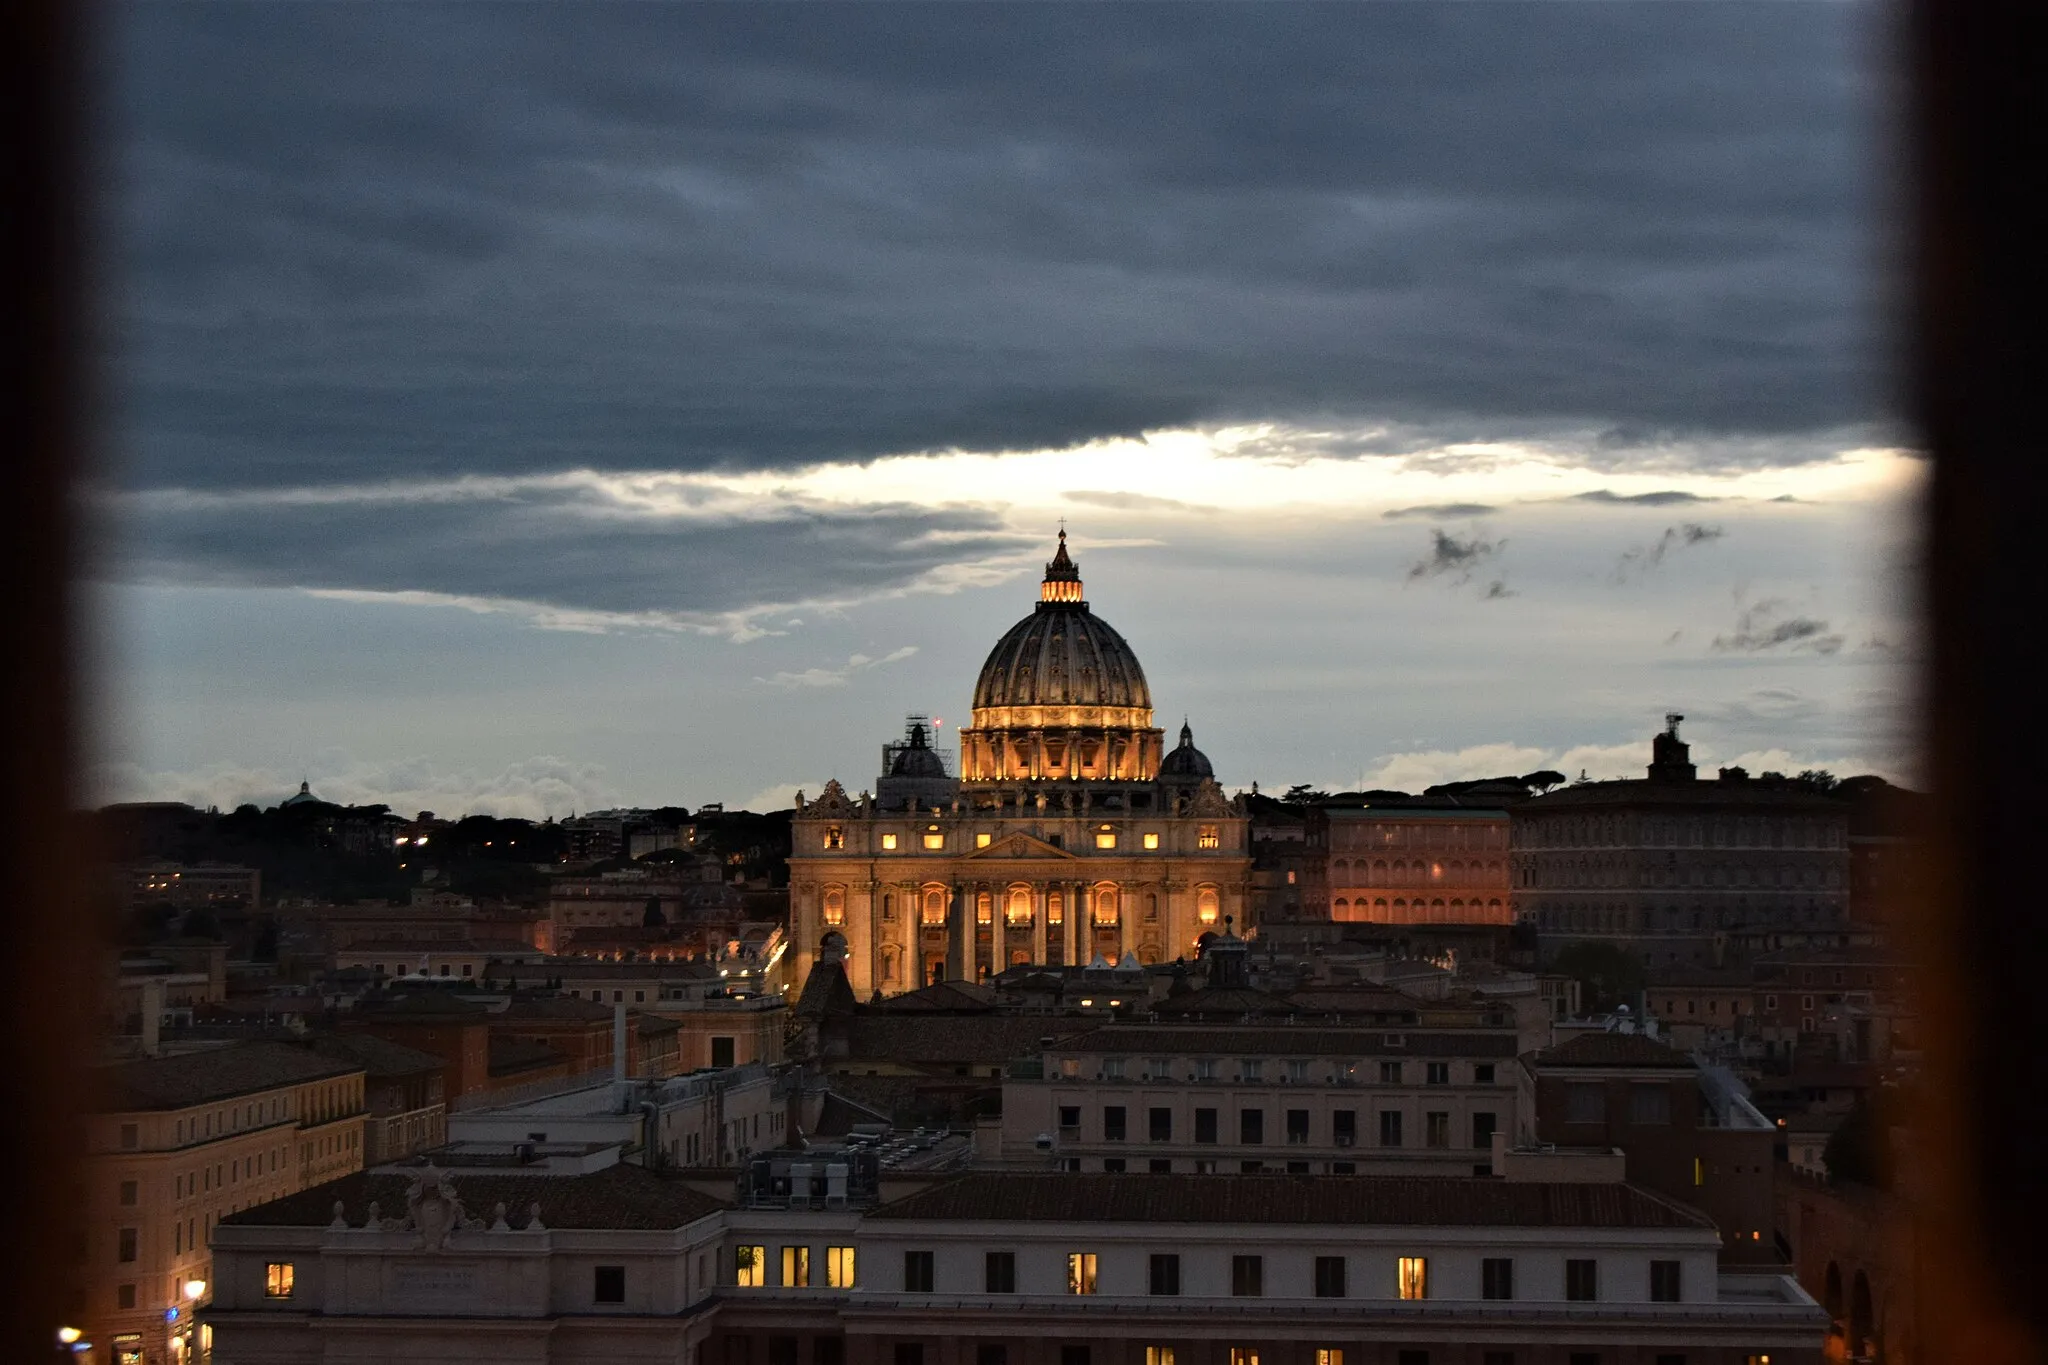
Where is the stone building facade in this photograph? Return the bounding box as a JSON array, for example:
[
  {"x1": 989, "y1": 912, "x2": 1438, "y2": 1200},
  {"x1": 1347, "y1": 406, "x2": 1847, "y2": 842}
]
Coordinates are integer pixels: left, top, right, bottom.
[
  {"x1": 1326, "y1": 806, "x2": 1515, "y2": 926},
  {"x1": 1512, "y1": 717, "x2": 1850, "y2": 968},
  {"x1": 789, "y1": 535, "x2": 1251, "y2": 999}
]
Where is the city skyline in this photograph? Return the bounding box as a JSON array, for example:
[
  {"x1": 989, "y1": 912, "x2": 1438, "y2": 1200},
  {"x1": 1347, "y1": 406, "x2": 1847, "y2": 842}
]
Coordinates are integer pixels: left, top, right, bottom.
[{"x1": 95, "y1": 4, "x2": 1909, "y2": 819}]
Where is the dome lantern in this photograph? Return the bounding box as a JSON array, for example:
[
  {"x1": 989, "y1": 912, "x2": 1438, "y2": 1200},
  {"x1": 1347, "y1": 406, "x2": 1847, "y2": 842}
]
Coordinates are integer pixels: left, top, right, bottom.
[{"x1": 1041, "y1": 528, "x2": 1084, "y2": 604}]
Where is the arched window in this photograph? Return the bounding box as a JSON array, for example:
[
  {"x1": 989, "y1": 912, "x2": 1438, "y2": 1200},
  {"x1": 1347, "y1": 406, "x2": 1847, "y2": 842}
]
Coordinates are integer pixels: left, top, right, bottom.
[
  {"x1": 1006, "y1": 886, "x2": 1033, "y2": 927},
  {"x1": 1196, "y1": 886, "x2": 1220, "y2": 925},
  {"x1": 1047, "y1": 892, "x2": 1064, "y2": 925},
  {"x1": 1144, "y1": 892, "x2": 1159, "y2": 923},
  {"x1": 976, "y1": 892, "x2": 993, "y2": 926},
  {"x1": 921, "y1": 887, "x2": 948, "y2": 927},
  {"x1": 881, "y1": 893, "x2": 895, "y2": 921},
  {"x1": 822, "y1": 887, "x2": 845, "y2": 927},
  {"x1": 1093, "y1": 885, "x2": 1119, "y2": 927}
]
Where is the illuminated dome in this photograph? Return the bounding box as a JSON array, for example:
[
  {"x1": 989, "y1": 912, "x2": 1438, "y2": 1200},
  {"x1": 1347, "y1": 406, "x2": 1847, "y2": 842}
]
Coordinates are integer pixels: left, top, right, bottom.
[
  {"x1": 959, "y1": 531, "x2": 1163, "y2": 784},
  {"x1": 972, "y1": 534, "x2": 1152, "y2": 714}
]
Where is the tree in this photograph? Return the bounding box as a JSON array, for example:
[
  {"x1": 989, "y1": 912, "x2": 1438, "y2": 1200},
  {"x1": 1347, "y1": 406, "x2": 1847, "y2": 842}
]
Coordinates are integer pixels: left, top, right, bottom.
[
  {"x1": 1546, "y1": 941, "x2": 1645, "y2": 1014},
  {"x1": 1281, "y1": 784, "x2": 1329, "y2": 805},
  {"x1": 1519, "y1": 769, "x2": 1567, "y2": 794},
  {"x1": 1791, "y1": 769, "x2": 1841, "y2": 793}
]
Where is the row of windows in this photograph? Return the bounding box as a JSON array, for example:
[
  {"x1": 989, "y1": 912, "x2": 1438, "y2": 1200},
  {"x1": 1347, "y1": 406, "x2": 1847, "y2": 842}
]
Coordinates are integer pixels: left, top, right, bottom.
[
  {"x1": 840, "y1": 885, "x2": 1226, "y2": 929},
  {"x1": 1331, "y1": 896, "x2": 1505, "y2": 913},
  {"x1": 885, "y1": 1347, "x2": 1739, "y2": 1365},
  {"x1": 1521, "y1": 862, "x2": 1842, "y2": 890},
  {"x1": 827, "y1": 826, "x2": 1225, "y2": 853},
  {"x1": 1521, "y1": 814, "x2": 1842, "y2": 850},
  {"x1": 1058, "y1": 1059, "x2": 1499, "y2": 1086},
  {"x1": 1333, "y1": 822, "x2": 1507, "y2": 852},
  {"x1": 1056, "y1": 1104, "x2": 1499, "y2": 1150},
  {"x1": 1328, "y1": 858, "x2": 1504, "y2": 883},
  {"x1": 732, "y1": 1245, "x2": 859, "y2": 1288},
  {"x1": 877, "y1": 1249, "x2": 1677, "y2": 1303}
]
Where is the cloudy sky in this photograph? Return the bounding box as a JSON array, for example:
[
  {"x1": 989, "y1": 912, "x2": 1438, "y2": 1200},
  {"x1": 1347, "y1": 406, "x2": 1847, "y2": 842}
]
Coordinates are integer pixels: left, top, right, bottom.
[{"x1": 92, "y1": 2, "x2": 1916, "y2": 819}]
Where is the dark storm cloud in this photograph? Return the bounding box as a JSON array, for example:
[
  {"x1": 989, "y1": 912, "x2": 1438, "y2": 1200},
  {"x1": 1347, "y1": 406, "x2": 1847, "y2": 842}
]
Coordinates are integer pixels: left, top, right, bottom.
[
  {"x1": 1614, "y1": 522, "x2": 1725, "y2": 580},
  {"x1": 115, "y1": 2, "x2": 1885, "y2": 502},
  {"x1": 111, "y1": 487, "x2": 1019, "y2": 628},
  {"x1": 1712, "y1": 598, "x2": 1846, "y2": 656},
  {"x1": 1407, "y1": 529, "x2": 1505, "y2": 588}
]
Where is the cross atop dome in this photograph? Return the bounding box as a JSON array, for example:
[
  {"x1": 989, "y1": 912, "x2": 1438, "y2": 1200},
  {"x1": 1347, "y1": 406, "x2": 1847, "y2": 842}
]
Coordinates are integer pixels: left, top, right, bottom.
[{"x1": 1041, "y1": 527, "x2": 1084, "y2": 603}]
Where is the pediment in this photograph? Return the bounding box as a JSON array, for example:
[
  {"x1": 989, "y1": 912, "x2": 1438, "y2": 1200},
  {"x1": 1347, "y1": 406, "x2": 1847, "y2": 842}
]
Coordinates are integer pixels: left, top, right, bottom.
[{"x1": 965, "y1": 831, "x2": 1082, "y2": 861}]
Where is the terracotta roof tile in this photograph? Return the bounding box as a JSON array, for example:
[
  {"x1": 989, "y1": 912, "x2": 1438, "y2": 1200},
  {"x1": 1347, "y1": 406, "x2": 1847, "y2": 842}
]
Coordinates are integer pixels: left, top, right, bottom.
[
  {"x1": 220, "y1": 1163, "x2": 727, "y2": 1230},
  {"x1": 93, "y1": 1041, "x2": 363, "y2": 1112}
]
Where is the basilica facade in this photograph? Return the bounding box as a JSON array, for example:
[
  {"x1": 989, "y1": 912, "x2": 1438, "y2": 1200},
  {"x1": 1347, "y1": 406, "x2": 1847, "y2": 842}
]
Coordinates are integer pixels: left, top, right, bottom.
[{"x1": 788, "y1": 533, "x2": 1251, "y2": 998}]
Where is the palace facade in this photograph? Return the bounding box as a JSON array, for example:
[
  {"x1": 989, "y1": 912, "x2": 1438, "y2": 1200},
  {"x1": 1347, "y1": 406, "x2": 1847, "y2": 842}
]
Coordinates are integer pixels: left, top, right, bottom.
[{"x1": 789, "y1": 533, "x2": 1251, "y2": 998}]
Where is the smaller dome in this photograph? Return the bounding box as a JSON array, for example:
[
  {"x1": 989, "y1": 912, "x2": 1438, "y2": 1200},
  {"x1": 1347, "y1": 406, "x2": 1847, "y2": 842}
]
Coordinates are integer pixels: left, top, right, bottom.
[
  {"x1": 280, "y1": 781, "x2": 320, "y2": 807},
  {"x1": 889, "y1": 723, "x2": 949, "y2": 778},
  {"x1": 1158, "y1": 721, "x2": 1214, "y2": 780}
]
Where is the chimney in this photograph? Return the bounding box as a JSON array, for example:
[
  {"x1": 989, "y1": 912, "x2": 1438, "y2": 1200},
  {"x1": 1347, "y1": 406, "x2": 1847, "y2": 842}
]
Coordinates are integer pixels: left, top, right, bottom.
[{"x1": 141, "y1": 977, "x2": 165, "y2": 1057}]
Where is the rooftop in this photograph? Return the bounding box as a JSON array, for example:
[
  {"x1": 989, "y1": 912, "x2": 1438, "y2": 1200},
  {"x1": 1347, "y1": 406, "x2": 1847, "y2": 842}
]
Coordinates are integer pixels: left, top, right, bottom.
[
  {"x1": 219, "y1": 1162, "x2": 727, "y2": 1230},
  {"x1": 1527, "y1": 1033, "x2": 1697, "y2": 1070},
  {"x1": 1051, "y1": 1025, "x2": 1517, "y2": 1059},
  {"x1": 94, "y1": 1040, "x2": 364, "y2": 1112},
  {"x1": 869, "y1": 1173, "x2": 1713, "y2": 1229}
]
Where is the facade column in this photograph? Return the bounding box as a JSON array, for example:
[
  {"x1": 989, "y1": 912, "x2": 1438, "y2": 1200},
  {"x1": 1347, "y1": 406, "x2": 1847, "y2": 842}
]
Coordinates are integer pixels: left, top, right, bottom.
[
  {"x1": 948, "y1": 884, "x2": 969, "y2": 983},
  {"x1": 1032, "y1": 885, "x2": 1048, "y2": 965}
]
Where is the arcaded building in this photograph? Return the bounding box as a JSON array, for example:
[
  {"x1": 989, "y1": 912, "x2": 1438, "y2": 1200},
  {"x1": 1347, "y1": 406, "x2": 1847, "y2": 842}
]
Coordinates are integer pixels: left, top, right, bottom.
[
  {"x1": 1512, "y1": 718, "x2": 1850, "y2": 968},
  {"x1": 788, "y1": 534, "x2": 1251, "y2": 999}
]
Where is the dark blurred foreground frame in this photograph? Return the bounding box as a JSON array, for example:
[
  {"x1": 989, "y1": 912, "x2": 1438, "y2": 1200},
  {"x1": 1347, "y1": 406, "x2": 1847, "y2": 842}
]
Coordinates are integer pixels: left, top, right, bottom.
[
  {"x1": 5, "y1": 0, "x2": 101, "y2": 1359},
  {"x1": 4, "y1": 0, "x2": 2047, "y2": 1361},
  {"x1": 1910, "y1": 3, "x2": 2048, "y2": 1363}
]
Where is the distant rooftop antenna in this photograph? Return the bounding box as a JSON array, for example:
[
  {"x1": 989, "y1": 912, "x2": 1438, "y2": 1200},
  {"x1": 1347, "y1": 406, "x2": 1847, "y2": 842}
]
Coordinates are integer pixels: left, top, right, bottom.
[{"x1": 1665, "y1": 712, "x2": 1684, "y2": 736}]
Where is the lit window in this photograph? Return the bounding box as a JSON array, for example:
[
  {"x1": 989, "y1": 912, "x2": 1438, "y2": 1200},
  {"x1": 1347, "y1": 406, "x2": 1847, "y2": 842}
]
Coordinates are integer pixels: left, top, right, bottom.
[
  {"x1": 1006, "y1": 888, "x2": 1033, "y2": 926},
  {"x1": 1146, "y1": 1350, "x2": 1177, "y2": 1365},
  {"x1": 881, "y1": 833, "x2": 898, "y2": 850},
  {"x1": 1197, "y1": 887, "x2": 1220, "y2": 925},
  {"x1": 735, "y1": 1245, "x2": 766, "y2": 1287},
  {"x1": 977, "y1": 832, "x2": 992, "y2": 848},
  {"x1": 782, "y1": 1245, "x2": 810, "y2": 1287},
  {"x1": 1093, "y1": 887, "x2": 1119, "y2": 926},
  {"x1": 1315, "y1": 1352, "x2": 1344, "y2": 1365},
  {"x1": 827, "y1": 1246, "x2": 857, "y2": 1288},
  {"x1": 1048, "y1": 892, "x2": 1065, "y2": 924},
  {"x1": 1096, "y1": 830, "x2": 1118, "y2": 850},
  {"x1": 1398, "y1": 1256, "x2": 1428, "y2": 1300},
  {"x1": 1198, "y1": 825, "x2": 1221, "y2": 849},
  {"x1": 824, "y1": 827, "x2": 844, "y2": 850},
  {"x1": 265, "y1": 1262, "x2": 294, "y2": 1299},
  {"x1": 923, "y1": 828, "x2": 945, "y2": 850},
  {"x1": 822, "y1": 888, "x2": 845, "y2": 927},
  {"x1": 1067, "y1": 1252, "x2": 1098, "y2": 1295},
  {"x1": 1229, "y1": 1351, "x2": 1260, "y2": 1365},
  {"x1": 977, "y1": 893, "x2": 994, "y2": 925},
  {"x1": 922, "y1": 889, "x2": 948, "y2": 927},
  {"x1": 1143, "y1": 832, "x2": 1160, "y2": 850}
]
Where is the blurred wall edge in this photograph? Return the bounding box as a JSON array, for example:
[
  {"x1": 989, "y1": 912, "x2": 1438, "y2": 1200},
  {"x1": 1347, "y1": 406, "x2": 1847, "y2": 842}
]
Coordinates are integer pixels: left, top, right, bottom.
[
  {"x1": 4, "y1": 0, "x2": 101, "y2": 1358},
  {"x1": 1911, "y1": 1, "x2": 2048, "y2": 1362}
]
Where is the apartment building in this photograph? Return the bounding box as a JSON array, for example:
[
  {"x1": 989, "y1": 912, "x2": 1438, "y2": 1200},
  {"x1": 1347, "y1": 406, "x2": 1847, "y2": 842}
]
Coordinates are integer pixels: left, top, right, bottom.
[
  {"x1": 84, "y1": 1042, "x2": 369, "y2": 1364},
  {"x1": 205, "y1": 1162, "x2": 1825, "y2": 1363},
  {"x1": 1518, "y1": 1033, "x2": 1779, "y2": 1267},
  {"x1": 1002, "y1": 1024, "x2": 1519, "y2": 1174}
]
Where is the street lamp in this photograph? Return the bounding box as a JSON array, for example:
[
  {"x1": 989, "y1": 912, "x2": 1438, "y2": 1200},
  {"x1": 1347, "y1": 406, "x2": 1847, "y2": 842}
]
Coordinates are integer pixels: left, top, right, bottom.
[{"x1": 173, "y1": 1279, "x2": 207, "y2": 1364}]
